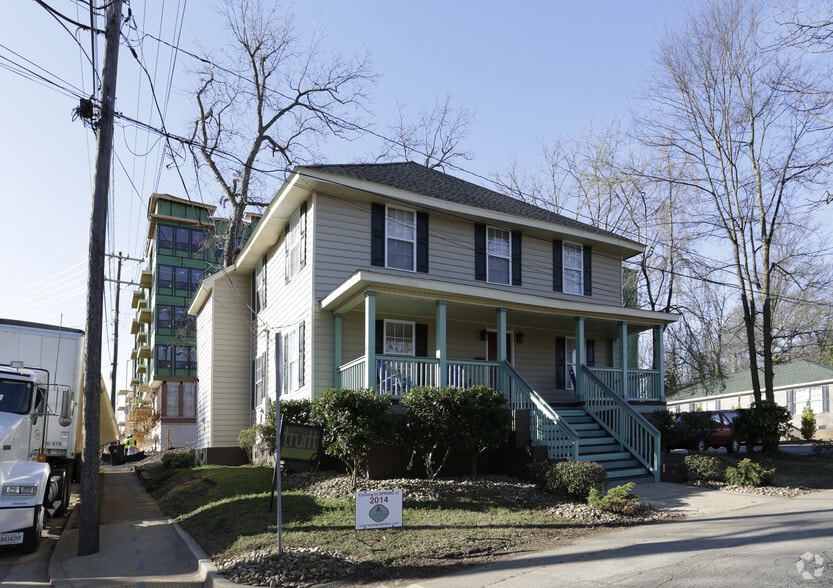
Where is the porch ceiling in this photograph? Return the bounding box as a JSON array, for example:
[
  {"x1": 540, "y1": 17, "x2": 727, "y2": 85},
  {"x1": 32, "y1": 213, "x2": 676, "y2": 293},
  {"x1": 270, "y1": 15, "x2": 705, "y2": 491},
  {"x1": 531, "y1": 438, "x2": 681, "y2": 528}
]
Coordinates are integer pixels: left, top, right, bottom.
[{"x1": 320, "y1": 270, "x2": 677, "y2": 335}]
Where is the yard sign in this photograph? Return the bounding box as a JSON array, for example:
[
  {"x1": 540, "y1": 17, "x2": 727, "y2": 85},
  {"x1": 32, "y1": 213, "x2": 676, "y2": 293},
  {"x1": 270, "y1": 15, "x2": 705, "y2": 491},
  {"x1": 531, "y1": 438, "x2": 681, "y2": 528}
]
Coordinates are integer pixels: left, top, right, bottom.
[{"x1": 355, "y1": 489, "x2": 403, "y2": 530}]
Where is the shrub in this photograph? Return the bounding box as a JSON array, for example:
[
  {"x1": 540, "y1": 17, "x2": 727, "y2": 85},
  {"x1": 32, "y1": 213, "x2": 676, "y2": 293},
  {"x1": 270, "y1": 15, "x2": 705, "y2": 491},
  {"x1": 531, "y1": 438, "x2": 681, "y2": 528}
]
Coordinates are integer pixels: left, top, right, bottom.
[
  {"x1": 683, "y1": 453, "x2": 726, "y2": 482},
  {"x1": 398, "y1": 385, "x2": 510, "y2": 480},
  {"x1": 588, "y1": 482, "x2": 640, "y2": 514},
  {"x1": 161, "y1": 449, "x2": 195, "y2": 469},
  {"x1": 312, "y1": 388, "x2": 394, "y2": 489},
  {"x1": 801, "y1": 403, "x2": 817, "y2": 441},
  {"x1": 238, "y1": 427, "x2": 256, "y2": 462},
  {"x1": 734, "y1": 401, "x2": 792, "y2": 452},
  {"x1": 543, "y1": 461, "x2": 607, "y2": 500},
  {"x1": 652, "y1": 410, "x2": 681, "y2": 453},
  {"x1": 725, "y1": 458, "x2": 775, "y2": 487}
]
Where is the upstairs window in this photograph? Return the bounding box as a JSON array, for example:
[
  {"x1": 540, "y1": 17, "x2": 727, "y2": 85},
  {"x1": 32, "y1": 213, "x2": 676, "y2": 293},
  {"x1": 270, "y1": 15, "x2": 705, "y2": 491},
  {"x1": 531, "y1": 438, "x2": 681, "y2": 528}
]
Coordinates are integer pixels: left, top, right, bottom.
[
  {"x1": 475, "y1": 224, "x2": 522, "y2": 285},
  {"x1": 553, "y1": 240, "x2": 592, "y2": 296},
  {"x1": 254, "y1": 257, "x2": 267, "y2": 313},
  {"x1": 371, "y1": 203, "x2": 429, "y2": 273},
  {"x1": 487, "y1": 227, "x2": 511, "y2": 284},
  {"x1": 386, "y1": 207, "x2": 416, "y2": 271},
  {"x1": 285, "y1": 203, "x2": 307, "y2": 281}
]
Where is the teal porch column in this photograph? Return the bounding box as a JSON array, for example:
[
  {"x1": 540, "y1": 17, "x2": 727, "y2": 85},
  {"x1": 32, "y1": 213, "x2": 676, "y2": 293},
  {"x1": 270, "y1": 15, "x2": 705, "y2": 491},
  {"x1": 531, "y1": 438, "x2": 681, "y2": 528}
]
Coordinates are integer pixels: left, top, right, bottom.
[
  {"x1": 365, "y1": 291, "x2": 376, "y2": 389},
  {"x1": 619, "y1": 321, "x2": 629, "y2": 399},
  {"x1": 575, "y1": 317, "x2": 585, "y2": 395},
  {"x1": 653, "y1": 325, "x2": 665, "y2": 401},
  {"x1": 437, "y1": 300, "x2": 447, "y2": 386},
  {"x1": 333, "y1": 313, "x2": 343, "y2": 388},
  {"x1": 497, "y1": 308, "x2": 507, "y2": 393}
]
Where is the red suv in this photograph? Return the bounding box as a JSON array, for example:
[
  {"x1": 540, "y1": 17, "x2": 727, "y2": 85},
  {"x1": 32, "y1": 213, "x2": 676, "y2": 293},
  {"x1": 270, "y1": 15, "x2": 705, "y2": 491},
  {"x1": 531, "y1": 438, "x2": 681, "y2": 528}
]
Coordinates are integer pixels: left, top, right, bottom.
[{"x1": 699, "y1": 410, "x2": 741, "y2": 453}]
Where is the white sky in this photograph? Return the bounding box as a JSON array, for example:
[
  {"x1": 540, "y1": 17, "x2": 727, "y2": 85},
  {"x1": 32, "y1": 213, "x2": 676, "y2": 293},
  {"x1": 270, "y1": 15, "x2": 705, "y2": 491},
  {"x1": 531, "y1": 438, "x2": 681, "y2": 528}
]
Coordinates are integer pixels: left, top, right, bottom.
[{"x1": 0, "y1": 0, "x2": 689, "y2": 392}]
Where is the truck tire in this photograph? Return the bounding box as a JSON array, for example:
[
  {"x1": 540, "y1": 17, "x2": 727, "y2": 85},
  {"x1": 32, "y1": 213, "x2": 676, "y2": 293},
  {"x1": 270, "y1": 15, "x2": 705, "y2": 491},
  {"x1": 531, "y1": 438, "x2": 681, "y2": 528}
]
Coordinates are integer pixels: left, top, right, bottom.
[
  {"x1": 20, "y1": 506, "x2": 43, "y2": 554},
  {"x1": 51, "y1": 468, "x2": 71, "y2": 517}
]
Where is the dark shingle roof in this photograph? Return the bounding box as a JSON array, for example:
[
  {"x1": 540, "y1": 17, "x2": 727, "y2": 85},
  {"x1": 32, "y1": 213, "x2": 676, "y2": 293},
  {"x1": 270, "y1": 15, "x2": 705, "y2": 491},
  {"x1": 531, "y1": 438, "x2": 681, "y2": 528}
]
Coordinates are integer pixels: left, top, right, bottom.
[
  {"x1": 667, "y1": 360, "x2": 833, "y2": 401},
  {"x1": 299, "y1": 161, "x2": 635, "y2": 243}
]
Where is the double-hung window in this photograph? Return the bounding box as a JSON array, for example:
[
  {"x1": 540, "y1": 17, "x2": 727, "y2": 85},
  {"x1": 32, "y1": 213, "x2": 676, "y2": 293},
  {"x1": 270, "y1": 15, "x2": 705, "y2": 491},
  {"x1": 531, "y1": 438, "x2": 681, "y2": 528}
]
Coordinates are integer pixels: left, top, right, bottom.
[
  {"x1": 386, "y1": 207, "x2": 416, "y2": 271},
  {"x1": 487, "y1": 227, "x2": 511, "y2": 285},
  {"x1": 282, "y1": 321, "x2": 306, "y2": 393},
  {"x1": 384, "y1": 319, "x2": 415, "y2": 355},
  {"x1": 563, "y1": 242, "x2": 584, "y2": 295},
  {"x1": 285, "y1": 203, "x2": 307, "y2": 281},
  {"x1": 254, "y1": 257, "x2": 267, "y2": 313}
]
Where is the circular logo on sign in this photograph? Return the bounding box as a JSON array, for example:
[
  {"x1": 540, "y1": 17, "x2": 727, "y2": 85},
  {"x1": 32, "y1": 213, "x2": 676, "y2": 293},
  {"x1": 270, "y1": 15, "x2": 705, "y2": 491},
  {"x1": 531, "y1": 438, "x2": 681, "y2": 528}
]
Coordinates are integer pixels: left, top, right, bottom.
[
  {"x1": 369, "y1": 504, "x2": 389, "y2": 522},
  {"x1": 796, "y1": 552, "x2": 825, "y2": 580}
]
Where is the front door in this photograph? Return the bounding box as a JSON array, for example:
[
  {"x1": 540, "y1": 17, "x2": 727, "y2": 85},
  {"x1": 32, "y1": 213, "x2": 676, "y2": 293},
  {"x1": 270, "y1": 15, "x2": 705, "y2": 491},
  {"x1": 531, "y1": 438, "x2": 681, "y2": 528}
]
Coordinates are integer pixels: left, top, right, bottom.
[{"x1": 486, "y1": 332, "x2": 513, "y2": 363}]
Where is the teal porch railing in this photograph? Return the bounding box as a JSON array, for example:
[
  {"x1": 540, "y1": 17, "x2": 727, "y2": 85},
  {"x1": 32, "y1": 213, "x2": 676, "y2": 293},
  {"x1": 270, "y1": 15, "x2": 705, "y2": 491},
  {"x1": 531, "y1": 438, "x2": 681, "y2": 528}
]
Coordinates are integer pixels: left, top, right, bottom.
[
  {"x1": 587, "y1": 367, "x2": 663, "y2": 401},
  {"x1": 337, "y1": 355, "x2": 579, "y2": 461},
  {"x1": 580, "y1": 365, "x2": 660, "y2": 481}
]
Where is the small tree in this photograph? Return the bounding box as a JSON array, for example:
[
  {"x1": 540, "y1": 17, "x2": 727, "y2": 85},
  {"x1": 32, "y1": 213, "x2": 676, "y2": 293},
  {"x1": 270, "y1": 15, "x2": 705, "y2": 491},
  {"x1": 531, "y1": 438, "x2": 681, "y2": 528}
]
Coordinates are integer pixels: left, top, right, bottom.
[
  {"x1": 312, "y1": 388, "x2": 394, "y2": 489},
  {"x1": 454, "y1": 386, "x2": 511, "y2": 476},
  {"x1": 801, "y1": 402, "x2": 817, "y2": 441},
  {"x1": 398, "y1": 386, "x2": 458, "y2": 480}
]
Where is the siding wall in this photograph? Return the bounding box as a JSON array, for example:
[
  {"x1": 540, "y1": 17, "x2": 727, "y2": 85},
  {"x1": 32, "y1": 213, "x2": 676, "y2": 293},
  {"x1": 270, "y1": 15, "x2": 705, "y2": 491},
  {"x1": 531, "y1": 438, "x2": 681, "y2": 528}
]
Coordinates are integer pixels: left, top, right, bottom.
[
  {"x1": 195, "y1": 273, "x2": 252, "y2": 448},
  {"x1": 313, "y1": 194, "x2": 625, "y2": 306}
]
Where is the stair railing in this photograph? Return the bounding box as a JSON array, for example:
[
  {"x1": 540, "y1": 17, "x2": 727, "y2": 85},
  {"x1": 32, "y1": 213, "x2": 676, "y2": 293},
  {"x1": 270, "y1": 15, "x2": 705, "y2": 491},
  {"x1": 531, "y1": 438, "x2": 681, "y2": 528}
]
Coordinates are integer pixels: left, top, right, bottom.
[
  {"x1": 579, "y1": 365, "x2": 660, "y2": 480},
  {"x1": 500, "y1": 362, "x2": 579, "y2": 461}
]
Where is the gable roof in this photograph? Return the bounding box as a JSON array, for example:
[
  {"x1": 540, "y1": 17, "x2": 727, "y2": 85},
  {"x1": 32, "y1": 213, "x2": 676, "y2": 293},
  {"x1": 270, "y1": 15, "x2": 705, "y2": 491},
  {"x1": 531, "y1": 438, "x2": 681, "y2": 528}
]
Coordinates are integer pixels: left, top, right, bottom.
[
  {"x1": 667, "y1": 360, "x2": 833, "y2": 401},
  {"x1": 300, "y1": 162, "x2": 638, "y2": 244}
]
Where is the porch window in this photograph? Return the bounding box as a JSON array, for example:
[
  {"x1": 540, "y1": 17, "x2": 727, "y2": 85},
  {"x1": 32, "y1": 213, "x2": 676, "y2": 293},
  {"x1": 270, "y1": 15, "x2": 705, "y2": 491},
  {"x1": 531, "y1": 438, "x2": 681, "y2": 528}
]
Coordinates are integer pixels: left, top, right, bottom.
[
  {"x1": 487, "y1": 227, "x2": 511, "y2": 284},
  {"x1": 386, "y1": 206, "x2": 416, "y2": 271},
  {"x1": 384, "y1": 319, "x2": 415, "y2": 356}
]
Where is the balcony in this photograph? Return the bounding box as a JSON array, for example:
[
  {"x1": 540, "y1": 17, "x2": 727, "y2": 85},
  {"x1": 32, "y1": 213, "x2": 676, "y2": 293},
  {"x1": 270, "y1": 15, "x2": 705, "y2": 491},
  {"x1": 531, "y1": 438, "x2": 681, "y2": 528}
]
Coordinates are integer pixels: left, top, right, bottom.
[
  {"x1": 139, "y1": 270, "x2": 153, "y2": 288},
  {"x1": 137, "y1": 305, "x2": 152, "y2": 325},
  {"x1": 131, "y1": 289, "x2": 144, "y2": 309},
  {"x1": 130, "y1": 319, "x2": 141, "y2": 335},
  {"x1": 137, "y1": 345, "x2": 151, "y2": 360},
  {"x1": 136, "y1": 330, "x2": 147, "y2": 344}
]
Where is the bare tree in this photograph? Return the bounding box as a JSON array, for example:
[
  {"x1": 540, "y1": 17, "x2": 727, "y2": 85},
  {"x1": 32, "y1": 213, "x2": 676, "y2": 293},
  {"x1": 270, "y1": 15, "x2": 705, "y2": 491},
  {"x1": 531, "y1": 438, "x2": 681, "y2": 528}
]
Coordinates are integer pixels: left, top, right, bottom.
[
  {"x1": 190, "y1": 0, "x2": 375, "y2": 266},
  {"x1": 637, "y1": 0, "x2": 833, "y2": 405},
  {"x1": 376, "y1": 95, "x2": 474, "y2": 170}
]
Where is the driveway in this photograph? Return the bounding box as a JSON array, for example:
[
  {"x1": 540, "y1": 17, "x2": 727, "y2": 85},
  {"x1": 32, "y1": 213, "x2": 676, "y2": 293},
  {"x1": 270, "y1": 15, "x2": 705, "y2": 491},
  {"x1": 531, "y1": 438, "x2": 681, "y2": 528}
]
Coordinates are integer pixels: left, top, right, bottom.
[{"x1": 404, "y1": 486, "x2": 833, "y2": 587}]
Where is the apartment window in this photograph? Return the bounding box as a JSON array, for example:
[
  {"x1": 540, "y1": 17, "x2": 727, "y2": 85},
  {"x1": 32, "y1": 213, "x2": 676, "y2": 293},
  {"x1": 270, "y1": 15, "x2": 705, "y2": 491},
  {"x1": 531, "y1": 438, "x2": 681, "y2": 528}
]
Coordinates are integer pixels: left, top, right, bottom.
[
  {"x1": 158, "y1": 225, "x2": 174, "y2": 250},
  {"x1": 157, "y1": 306, "x2": 172, "y2": 329},
  {"x1": 156, "y1": 345, "x2": 172, "y2": 370},
  {"x1": 175, "y1": 346, "x2": 197, "y2": 371},
  {"x1": 487, "y1": 227, "x2": 511, "y2": 284},
  {"x1": 254, "y1": 257, "x2": 267, "y2": 313},
  {"x1": 175, "y1": 267, "x2": 189, "y2": 291},
  {"x1": 190, "y1": 229, "x2": 205, "y2": 254},
  {"x1": 285, "y1": 203, "x2": 307, "y2": 281},
  {"x1": 553, "y1": 240, "x2": 591, "y2": 296},
  {"x1": 157, "y1": 265, "x2": 173, "y2": 290},
  {"x1": 386, "y1": 206, "x2": 416, "y2": 271},
  {"x1": 190, "y1": 268, "x2": 204, "y2": 292},
  {"x1": 384, "y1": 320, "x2": 415, "y2": 356},
  {"x1": 371, "y1": 203, "x2": 429, "y2": 273},
  {"x1": 175, "y1": 227, "x2": 191, "y2": 253}
]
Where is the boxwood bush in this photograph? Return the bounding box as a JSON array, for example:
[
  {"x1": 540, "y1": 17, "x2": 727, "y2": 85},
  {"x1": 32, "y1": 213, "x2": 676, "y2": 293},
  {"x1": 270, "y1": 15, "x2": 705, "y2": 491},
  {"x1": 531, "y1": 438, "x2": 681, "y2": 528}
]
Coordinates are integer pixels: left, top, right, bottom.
[{"x1": 543, "y1": 460, "x2": 607, "y2": 500}]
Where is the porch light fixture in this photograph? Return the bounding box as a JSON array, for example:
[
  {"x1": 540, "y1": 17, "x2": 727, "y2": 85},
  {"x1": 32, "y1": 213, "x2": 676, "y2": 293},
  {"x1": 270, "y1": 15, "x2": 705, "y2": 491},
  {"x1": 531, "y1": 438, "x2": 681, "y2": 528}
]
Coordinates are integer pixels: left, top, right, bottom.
[
  {"x1": 515, "y1": 332, "x2": 524, "y2": 344},
  {"x1": 479, "y1": 329, "x2": 488, "y2": 341}
]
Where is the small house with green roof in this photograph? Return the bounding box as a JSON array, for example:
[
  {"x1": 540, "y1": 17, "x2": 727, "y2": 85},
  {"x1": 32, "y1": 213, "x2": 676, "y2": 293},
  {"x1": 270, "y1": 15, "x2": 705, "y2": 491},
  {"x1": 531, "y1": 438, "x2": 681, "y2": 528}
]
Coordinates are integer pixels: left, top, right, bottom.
[{"x1": 666, "y1": 360, "x2": 833, "y2": 438}]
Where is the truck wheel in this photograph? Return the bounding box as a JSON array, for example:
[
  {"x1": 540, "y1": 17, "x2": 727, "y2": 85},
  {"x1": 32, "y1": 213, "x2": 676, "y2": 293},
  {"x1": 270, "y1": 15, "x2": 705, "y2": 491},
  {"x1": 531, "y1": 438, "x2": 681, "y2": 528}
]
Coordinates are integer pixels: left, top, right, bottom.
[
  {"x1": 20, "y1": 506, "x2": 43, "y2": 554},
  {"x1": 51, "y1": 468, "x2": 71, "y2": 517}
]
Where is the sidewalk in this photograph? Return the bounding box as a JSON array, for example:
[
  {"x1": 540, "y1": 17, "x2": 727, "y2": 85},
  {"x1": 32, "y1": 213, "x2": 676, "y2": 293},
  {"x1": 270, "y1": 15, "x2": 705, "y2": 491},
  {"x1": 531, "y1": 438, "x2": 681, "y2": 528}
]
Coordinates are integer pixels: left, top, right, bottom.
[{"x1": 49, "y1": 462, "x2": 231, "y2": 587}]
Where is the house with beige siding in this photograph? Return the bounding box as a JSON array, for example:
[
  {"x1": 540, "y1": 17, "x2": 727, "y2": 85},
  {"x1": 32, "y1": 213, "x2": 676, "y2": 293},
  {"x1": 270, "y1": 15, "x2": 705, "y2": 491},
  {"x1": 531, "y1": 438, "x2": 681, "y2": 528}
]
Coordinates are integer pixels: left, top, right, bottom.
[
  {"x1": 189, "y1": 162, "x2": 678, "y2": 480},
  {"x1": 666, "y1": 360, "x2": 833, "y2": 438}
]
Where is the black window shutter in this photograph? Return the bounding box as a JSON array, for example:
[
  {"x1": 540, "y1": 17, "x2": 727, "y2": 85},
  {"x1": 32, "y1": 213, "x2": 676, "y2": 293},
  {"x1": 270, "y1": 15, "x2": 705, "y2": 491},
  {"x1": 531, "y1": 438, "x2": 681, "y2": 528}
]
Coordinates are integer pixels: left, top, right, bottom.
[
  {"x1": 824, "y1": 386, "x2": 829, "y2": 412},
  {"x1": 512, "y1": 230, "x2": 522, "y2": 286},
  {"x1": 555, "y1": 337, "x2": 566, "y2": 388},
  {"x1": 415, "y1": 323, "x2": 428, "y2": 357},
  {"x1": 474, "y1": 224, "x2": 486, "y2": 281},
  {"x1": 250, "y1": 359, "x2": 256, "y2": 409},
  {"x1": 375, "y1": 320, "x2": 384, "y2": 355},
  {"x1": 586, "y1": 340, "x2": 595, "y2": 366},
  {"x1": 416, "y1": 212, "x2": 429, "y2": 273},
  {"x1": 371, "y1": 203, "x2": 385, "y2": 267},
  {"x1": 298, "y1": 321, "x2": 305, "y2": 387},
  {"x1": 553, "y1": 240, "x2": 563, "y2": 292},
  {"x1": 583, "y1": 245, "x2": 592, "y2": 296}
]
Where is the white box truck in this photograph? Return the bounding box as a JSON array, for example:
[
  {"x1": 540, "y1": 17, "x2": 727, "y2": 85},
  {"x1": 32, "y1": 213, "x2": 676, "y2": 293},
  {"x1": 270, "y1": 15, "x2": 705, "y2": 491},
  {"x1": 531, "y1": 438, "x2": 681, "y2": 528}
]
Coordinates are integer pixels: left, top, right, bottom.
[{"x1": 0, "y1": 319, "x2": 91, "y2": 552}]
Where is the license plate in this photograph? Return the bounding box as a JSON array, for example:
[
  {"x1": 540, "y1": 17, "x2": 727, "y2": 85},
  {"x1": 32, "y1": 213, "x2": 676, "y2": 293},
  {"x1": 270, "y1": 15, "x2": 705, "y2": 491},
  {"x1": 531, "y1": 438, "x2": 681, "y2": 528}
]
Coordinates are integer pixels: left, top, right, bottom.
[{"x1": 0, "y1": 533, "x2": 23, "y2": 545}]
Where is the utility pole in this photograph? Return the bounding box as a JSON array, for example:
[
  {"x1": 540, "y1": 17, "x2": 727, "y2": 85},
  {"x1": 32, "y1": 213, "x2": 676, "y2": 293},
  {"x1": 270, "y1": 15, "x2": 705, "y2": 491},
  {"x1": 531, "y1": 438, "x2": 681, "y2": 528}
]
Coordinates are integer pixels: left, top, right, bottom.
[
  {"x1": 105, "y1": 251, "x2": 142, "y2": 409},
  {"x1": 80, "y1": 0, "x2": 122, "y2": 557}
]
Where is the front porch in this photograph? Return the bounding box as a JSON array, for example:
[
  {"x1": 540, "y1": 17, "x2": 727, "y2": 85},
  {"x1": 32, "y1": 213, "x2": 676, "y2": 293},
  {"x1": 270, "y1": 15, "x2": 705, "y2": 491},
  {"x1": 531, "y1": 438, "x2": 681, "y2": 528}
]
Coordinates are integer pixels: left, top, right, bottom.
[{"x1": 324, "y1": 279, "x2": 675, "y2": 483}]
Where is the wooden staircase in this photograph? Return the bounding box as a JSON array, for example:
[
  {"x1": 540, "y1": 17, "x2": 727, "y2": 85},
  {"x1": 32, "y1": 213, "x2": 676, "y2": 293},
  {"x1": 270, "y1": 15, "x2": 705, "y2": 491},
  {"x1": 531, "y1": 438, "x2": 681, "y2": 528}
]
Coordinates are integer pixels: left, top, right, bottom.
[{"x1": 556, "y1": 407, "x2": 654, "y2": 485}]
